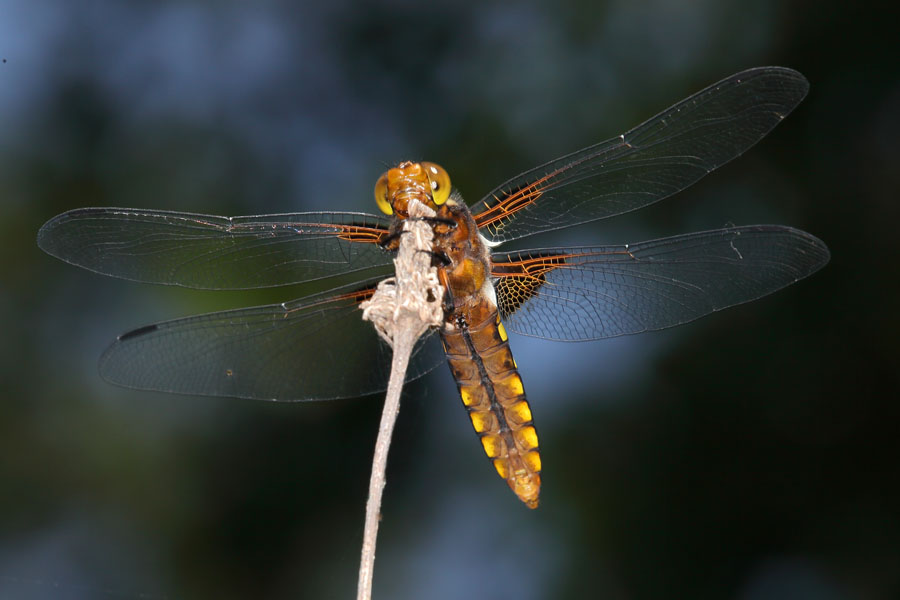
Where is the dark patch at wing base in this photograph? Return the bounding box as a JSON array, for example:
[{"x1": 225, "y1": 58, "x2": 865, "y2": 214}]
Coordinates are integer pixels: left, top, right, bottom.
[{"x1": 493, "y1": 252, "x2": 577, "y2": 316}]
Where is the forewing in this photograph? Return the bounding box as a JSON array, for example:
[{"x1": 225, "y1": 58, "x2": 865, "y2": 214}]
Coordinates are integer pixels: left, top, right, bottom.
[
  {"x1": 492, "y1": 226, "x2": 829, "y2": 341},
  {"x1": 99, "y1": 280, "x2": 445, "y2": 400},
  {"x1": 472, "y1": 67, "x2": 809, "y2": 243},
  {"x1": 37, "y1": 207, "x2": 394, "y2": 289}
]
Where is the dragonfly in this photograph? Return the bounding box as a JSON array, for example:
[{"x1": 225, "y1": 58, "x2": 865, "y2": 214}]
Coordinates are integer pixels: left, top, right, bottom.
[{"x1": 37, "y1": 67, "x2": 829, "y2": 508}]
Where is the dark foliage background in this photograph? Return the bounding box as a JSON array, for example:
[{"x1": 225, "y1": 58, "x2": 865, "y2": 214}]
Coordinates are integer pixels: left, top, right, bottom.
[{"x1": 1, "y1": 1, "x2": 897, "y2": 598}]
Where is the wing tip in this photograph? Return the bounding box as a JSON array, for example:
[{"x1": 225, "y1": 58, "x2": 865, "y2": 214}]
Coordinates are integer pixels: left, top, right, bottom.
[{"x1": 736, "y1": 65, "x2": 810, "y2": 104}]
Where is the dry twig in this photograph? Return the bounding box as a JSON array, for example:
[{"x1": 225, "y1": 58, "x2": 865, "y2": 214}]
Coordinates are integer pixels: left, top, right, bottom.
[{"x1": 356, "y1": 199, "x2": 443, "y2": 600}]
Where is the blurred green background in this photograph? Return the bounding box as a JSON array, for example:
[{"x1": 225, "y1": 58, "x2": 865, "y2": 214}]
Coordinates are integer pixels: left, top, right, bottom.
[{"x1": 1, "y1": 0, "x2": 897, "y2": 598}]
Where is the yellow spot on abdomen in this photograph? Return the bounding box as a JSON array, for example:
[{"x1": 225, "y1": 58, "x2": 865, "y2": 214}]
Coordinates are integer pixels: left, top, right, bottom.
[
  {"x1": 459, "y1": 386, "x2": 476, "y2": 407},
  {"x1": 514, "y1": 425, "x2": 539, "y2": 451},
  {"x1": 480, "y1": 434, "x2": 505, "y2": 458},
  {"x1": 506, "y1": 400, "x2": 532, "y2": 425},
  {"x1": 469, "y1": 410, "x2": 495, "y2": 433},
  {"x1": 493, "y1": 458, "x2": 509, "y2": 479},
  {"x1": 497, "y1": 321, "x2": 508, "y2": 342},
  {"x1": 499, "y1": 373, "x2": 524, "y2": 396},
  {"x1": 524, "y1": 450, "x2": 542, "y2": 472}
]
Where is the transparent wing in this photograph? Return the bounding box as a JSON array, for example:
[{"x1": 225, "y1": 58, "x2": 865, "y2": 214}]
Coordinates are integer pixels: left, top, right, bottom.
[
  {"x1": 472, "y1": 67, "x2": 809, "y2": 244},
  {"x1": 99, "y1": 280, "x2": 445, "y2": 401},
  {"x1": 37, "y1": 207, "x2": 394, "y2": 289},
  {"x1": 491, "y1": 226, "x2": 829, "y2": 341}
]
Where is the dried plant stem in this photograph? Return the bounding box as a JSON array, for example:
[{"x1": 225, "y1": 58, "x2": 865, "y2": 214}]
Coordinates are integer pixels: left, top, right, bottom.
[
  {"x1": 355, "y1": 317, "x2": 417, "y2": 600},
  {"x1": 357, "y1": 199, "x2": 443, "y2": 600}
]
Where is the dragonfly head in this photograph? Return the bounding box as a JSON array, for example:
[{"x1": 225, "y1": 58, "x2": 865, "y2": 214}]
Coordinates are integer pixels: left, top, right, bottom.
[{"x1": 374, "y1": 161, "x2": 451, "y2": 217}]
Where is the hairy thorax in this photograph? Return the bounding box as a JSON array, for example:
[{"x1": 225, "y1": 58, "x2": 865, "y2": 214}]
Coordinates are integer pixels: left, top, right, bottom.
[{"x1": 432, "y1": 197, "x2": 496, "y2": 327}]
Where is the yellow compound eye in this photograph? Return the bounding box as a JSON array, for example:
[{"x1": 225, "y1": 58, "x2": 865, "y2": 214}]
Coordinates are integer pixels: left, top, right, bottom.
[
  {"x1": 373, "y1": 173, "x2": 392, "y2": 215},
  {"x1": 422, "y1": 162, "x2": 450, "y2": 205}
]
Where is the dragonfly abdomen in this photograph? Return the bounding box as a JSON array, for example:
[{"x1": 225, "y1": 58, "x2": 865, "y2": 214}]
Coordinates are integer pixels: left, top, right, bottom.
[{"x1": 441, "y1": 310, "x2": 542, "y2": 508}]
